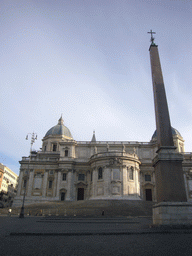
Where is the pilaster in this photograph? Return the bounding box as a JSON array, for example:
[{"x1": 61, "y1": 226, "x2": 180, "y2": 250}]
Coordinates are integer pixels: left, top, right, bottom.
[
  {"x1": 56, "y1": 171, "x2": 61, "y2": 199},
  {"x1": 16, "y1": 169, "x2": 24, "y2": 196},
  {"x1": 42, "y1": 170, "x2": 48, "y2": 197},
  {"x1": 92, "y1": 168, "x2": 97, "y2": 198},
  {"x1": 66, "y1": 169, "x2": 73, "y2": 201},
  {"x1": 27, "y1": 169, "x2": 34, "y2": 196}
]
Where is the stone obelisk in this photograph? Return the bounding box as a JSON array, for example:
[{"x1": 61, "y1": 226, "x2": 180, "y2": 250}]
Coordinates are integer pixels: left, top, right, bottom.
[{"x1": 148, "y1": 31, "x2": 191, "y2": 225}]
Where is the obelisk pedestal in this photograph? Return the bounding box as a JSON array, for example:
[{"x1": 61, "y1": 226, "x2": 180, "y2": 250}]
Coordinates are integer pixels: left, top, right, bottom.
[{"x1": 152, "y1": 147, "x2": 192, "y2": 225}]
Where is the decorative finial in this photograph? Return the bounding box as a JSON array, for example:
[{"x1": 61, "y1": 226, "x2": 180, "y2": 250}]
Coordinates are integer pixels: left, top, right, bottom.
[
  {"x1": 91, "y1": 130, "x2": 96, "y2": 142},
  {"x1": 148, "y1": 29, "x2": 156, "y2": 45},
  {"x1": 58, "y1": 115, "x2": 64, "y2": 125}
]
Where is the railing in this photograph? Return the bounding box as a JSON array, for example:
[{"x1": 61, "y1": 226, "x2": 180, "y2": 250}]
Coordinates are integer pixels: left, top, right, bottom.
[
  {"x1": 77, "y1": 141, "x2": 153, "y2": 145},
  {"x1": 182, "y1": 152, "x2": 192, "y2": 160},
  {"x1": 90, "y1": 151, "x2": 139, "y2": 160},
  {"x1": 21, "y1": 155, "x2": 60, "y2": 162}
]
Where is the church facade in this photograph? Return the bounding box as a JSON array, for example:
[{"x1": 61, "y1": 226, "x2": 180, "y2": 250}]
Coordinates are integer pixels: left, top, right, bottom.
[{"x1": 13, "y1": 116, "x2": 192, "y2": 206}]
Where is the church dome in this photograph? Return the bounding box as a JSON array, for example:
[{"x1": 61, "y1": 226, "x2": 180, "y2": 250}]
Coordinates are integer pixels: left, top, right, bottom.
[
  {"x1": 151, "y1": 127, "x2": 182, "y2": 141},
  {"x1": 45, "y1": 116, "x2": 73, "y2": 139}
]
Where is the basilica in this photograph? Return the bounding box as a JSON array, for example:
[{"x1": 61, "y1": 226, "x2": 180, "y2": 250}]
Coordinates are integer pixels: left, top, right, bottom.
[{"x1": 13, "y1": 116, "x2": 192, "y2": 206}]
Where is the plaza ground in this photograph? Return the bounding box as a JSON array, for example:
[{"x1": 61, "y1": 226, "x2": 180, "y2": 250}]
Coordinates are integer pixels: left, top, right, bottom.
[
  {"x1": 1, "y1": 200, "x2": 192, "y2": 255},
  {"x1": 1, "y1": 216, "x2": 192, "y2": 256}
]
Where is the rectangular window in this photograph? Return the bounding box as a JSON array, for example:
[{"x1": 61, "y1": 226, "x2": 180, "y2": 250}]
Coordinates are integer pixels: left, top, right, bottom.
[
  {"x1": 145, "y1": 175, "x2": 151, "y2": 181},
  {"x1": 53, "y1": 144, "x2": 57, "y2": 152},
  {"x1": 78, "y1": 174, "x2": 85, "y2": 181},
  {"x1": 62, "y1": 173, "x2": 67, "y2": 181},
  {"x1": 48, "y1": 180, "x2": 52, "y2": 189},
  {"x1": 98, "y1": 168, "x2": 103, "y2": 180},
  {"x1": 91, "y1": 172, "x2": 92, "y2": 182},
  {"x1": 65, "y1": 150, "x2": 68, "y2": 157},
  {"x1": 129, "y1": 168, "x2": 134, "y2": 180},
  {"x1": 23, "y1": 179, "x2": 27, "y2": 188}
]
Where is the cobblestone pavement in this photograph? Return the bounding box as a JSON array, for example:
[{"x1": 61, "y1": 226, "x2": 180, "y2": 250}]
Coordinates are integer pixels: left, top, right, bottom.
[{"x1": 1, "y1": 216, "x2": 192, "y2": 256}]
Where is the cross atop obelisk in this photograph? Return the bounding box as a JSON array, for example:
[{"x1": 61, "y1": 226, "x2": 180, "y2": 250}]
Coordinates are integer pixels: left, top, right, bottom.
[{"x1": 148, "y1": 29, "x2": 156, "y2": 45}]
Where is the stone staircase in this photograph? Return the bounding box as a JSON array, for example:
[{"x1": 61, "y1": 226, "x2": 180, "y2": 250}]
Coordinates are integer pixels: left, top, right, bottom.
[{"x1": 0, "y1": 200, "x2": 154, "y2": 217}]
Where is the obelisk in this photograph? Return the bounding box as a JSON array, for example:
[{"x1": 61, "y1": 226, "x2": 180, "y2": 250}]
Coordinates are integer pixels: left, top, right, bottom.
[{"x1": 148, "y1": 31, "x2": 191, "y2": 225}]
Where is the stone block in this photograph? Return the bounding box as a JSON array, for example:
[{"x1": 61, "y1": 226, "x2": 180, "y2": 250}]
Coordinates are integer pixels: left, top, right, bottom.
[{"x1": 153, "y1": 202, "x2": 192, "y2": 225}]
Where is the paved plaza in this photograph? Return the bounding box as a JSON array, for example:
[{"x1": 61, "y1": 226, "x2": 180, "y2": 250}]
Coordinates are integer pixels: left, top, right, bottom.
[{"x1": 1, "y1": 215, "x2": 192, "y2": 255}]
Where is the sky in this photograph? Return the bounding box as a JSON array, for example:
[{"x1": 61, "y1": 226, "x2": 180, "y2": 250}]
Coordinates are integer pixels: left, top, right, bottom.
[{"x1": 1, "y1": 0, "x2": 192, "y2": 175}]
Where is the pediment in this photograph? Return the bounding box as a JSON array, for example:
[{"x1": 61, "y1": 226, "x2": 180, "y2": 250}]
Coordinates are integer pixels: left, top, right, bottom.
[{"x1": 75, "y1": 181, "x2": 87, "y2": 187}]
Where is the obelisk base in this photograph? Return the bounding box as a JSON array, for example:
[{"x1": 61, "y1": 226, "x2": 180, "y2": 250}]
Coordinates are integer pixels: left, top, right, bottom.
[
  {"x1": 153, "y1": 147, "x2": 187, "y2": 203},
  {"x1": 153, "y1": 202, "x2": 192, "y2": 225}
]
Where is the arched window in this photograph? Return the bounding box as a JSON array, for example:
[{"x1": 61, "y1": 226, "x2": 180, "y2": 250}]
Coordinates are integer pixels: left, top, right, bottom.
[{"x1": 98, "y1": 167, "x2": 103, "y2": 180}]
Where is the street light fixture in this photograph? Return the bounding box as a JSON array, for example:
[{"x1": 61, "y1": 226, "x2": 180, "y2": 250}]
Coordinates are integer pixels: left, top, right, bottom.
[{"x1": 19, "y1": 132, "x2": 37, "y2": 218}]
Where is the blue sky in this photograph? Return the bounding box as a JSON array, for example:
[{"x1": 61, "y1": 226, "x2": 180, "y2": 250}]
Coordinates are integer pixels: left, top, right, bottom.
[{"x1": 1, "y1": 0, "x2": 192, "y2": 175}]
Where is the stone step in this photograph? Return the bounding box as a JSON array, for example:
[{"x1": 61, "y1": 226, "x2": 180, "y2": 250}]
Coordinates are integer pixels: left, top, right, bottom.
[{"x1": 0, "y1": 200, "x2": 154, "y2": 217}]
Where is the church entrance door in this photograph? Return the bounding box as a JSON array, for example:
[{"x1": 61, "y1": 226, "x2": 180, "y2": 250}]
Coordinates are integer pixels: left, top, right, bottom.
[
  {"x1": 77, "y1": 188, "x2": 84, "y2": 200},
  {"x1": 61, "y1": 192, "x2": 65, "y2": 201},
  {"x1": 145, "y1": 189, "x2": 152, "y2": 201}
]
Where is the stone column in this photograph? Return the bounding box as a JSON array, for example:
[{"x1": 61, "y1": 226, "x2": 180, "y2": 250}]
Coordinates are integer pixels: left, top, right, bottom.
[
  {"x1": 56, "y1": 171, "x2": 61, "y2": 200},
  {"x1": 122, "y1": 166, "x2": 127, "y2": 196},
  {"x1": 27, "y1": 169, "x2": 34, "y2": 196},
  {"x1": 71, "y1": 170, "x2": 75, "y2": 200},
  {"x1": 42, "y1": 170, "x2": 48, "y2": 197},
  {"x1": 53, "y1": 171, "x2": 58, "y2": 198},
  {"x1": 66, "y1": 170, "x2": 73, "y2": 201},
  {"x1": 92, "y1": 168, "x2": 97, "y2": 198},
  {"x1": 104, "y1": 167, "x2": 110, "y2": 197},
  {"x1": 135, "y1": 168, "x2": 140, "y2": 197}
]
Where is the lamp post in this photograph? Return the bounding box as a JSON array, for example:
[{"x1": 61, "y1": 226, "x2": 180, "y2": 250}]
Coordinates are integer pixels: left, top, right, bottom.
[{"x1": 19, "y1": 132, "x2": 37, "y2": 218}]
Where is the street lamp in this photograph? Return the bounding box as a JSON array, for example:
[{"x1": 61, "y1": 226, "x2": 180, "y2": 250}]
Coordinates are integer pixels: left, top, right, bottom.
[{"x1": 19, "y1": 132, "x2": 37, "y2": 218}]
